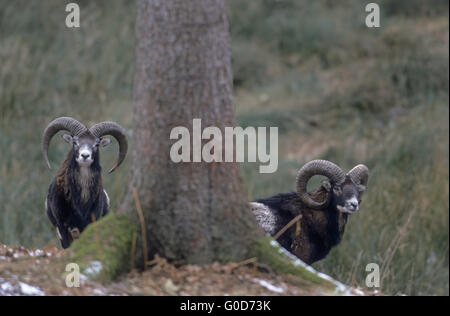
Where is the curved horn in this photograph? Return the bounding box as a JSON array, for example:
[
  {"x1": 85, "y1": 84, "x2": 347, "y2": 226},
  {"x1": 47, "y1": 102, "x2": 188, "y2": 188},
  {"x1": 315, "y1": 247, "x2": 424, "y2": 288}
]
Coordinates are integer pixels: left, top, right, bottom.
[
  {"x1": 89, "y1": 121, "x2": 128, "y2": 173},
  {"x1": 42, "y1": 117, "x2": 87, "y2": 169},
  {"x1": 347, "y1": 164, "x2": 369, "y2": 187},
  {"x1": 296, "y1": 160, "x2": 346, "y2": 209}
]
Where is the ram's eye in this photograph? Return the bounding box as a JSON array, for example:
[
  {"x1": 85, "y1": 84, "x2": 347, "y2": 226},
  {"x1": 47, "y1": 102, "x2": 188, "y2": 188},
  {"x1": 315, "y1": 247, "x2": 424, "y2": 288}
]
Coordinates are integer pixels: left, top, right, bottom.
[{"x1": 333, "y1": 187, "x2": 342, "y2": 196}]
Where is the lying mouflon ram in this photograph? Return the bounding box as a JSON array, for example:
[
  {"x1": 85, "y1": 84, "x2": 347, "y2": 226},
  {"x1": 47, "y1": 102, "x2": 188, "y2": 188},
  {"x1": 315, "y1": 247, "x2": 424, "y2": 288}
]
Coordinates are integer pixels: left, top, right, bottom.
[
  {"x1": 42, "y1": 117, "x2": 128, "y2": 248},
  {"x1": 251, "y1": 160, "x2": 369, "y2": 265}
]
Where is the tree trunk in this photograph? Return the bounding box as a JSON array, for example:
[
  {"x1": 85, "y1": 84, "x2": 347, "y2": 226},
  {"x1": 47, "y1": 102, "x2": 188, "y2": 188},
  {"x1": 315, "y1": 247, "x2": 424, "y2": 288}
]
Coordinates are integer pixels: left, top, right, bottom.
[{"x1": 120, "y1": 0, "x2": 260, "y2": 264}]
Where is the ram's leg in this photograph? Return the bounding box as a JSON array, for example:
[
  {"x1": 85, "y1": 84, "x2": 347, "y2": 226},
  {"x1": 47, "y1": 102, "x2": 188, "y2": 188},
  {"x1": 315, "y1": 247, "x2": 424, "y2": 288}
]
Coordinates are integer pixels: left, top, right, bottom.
[
  {"x1": 104, "y1": 189, "x2": 110, "y2": 209},
  {"x1": 66, "y1": 213, "x2": 82, "y2": 240},
  {"x1": 69, "y1": 227, "x2": 80, "y2": 240},
  {"x1": 93, "y1": 190, "x2": 110, "y2": 220},
  {"x1": 58, "y1": 226, "x2": 72, "y2": 249},
  {"x1": 46, "y1": 198, "x2": 69, "y2": 248},
  {"x1": 46, "y1": 200, "x2": 62, "y2": 246},
  {"x1": 45, "y1": 197, "x2": 58, "y2": 227},
  {"x1": 56, "y1": 227, "x2": 62, "y2": 240}
]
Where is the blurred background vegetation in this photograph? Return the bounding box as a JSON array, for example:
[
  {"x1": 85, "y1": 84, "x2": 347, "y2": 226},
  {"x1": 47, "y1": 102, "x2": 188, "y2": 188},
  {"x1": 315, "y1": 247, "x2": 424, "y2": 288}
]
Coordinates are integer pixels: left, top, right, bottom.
[{"x1": 0, "y1": 0, "x2": 448, "y2": 295}]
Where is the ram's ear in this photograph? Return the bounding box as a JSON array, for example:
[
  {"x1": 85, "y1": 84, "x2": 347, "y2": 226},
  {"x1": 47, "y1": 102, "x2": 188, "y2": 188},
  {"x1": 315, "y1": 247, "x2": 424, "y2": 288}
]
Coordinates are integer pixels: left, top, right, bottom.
[
  {"x1": 61, "y1": 134, "x2": 73, "y2": 144},
  {"x1": 357, "y1": 184, "x2": 367, "y2": 193},
  {"x1": 99, "y1": 137, "x2": 111, "y2": 147},
  {"x1": 321, "y1": 179, "x2": 332, "y2": 192}
]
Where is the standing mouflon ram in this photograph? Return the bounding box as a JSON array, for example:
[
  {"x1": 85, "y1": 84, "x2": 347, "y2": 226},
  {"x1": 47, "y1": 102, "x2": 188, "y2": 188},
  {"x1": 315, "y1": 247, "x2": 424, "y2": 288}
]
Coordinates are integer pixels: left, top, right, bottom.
[
  {"x1": 251, "y1": 160, "x2": 369, "y2": 265},
  {"x1": 42, "y1": 117, "x2": 128, "y2": 248}
]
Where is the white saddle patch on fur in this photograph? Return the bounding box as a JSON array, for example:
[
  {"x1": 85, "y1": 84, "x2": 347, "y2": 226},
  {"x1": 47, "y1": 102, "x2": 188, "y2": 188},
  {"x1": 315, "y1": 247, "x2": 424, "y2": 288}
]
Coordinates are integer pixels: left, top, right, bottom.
[{"x1": 250, "y1": 202, "x2": 277, "y2": 235}]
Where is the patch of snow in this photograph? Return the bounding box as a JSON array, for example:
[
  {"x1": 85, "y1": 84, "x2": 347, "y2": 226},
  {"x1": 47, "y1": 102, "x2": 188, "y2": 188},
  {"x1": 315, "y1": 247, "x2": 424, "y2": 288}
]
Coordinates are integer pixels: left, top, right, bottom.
[
  {"x1": 79, "y1": 273, "x2": 88, "y2": 284},
  {"x1": 19, "y1": 282, "x2": 45, "y2": 296},
  {"x1": 269, "y1": 238, "x2": 353, "y2": 295},
  {"x1": 92, "y1": 288, "x2": 105, "y2": 295},
  {"x1": 0, "y1": 280, "x2": 45, "y2": 296},
  {"x1": 253, "y1": 278, "x2": 284, "y2": 294},
  {"x1": 84, "y1": 261, "x2": 103, "y2": 277},
  {"x1": 28, "y1": 249, "x2": 44, "y2": 257},
  {"x1": 13, "y1": 252, "x2": 22, "y2": 259},
  {"x1": 353, "y1": 288, "x2": 365, "y2": 296},
  {"x1": 1, "y1": 282, "x2": 14, "y2": 293}
]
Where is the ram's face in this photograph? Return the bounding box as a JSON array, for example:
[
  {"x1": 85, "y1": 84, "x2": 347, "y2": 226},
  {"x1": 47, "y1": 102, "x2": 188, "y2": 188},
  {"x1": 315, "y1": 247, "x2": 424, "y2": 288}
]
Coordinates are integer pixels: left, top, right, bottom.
[
  {"x1": 332, "y1": 177, "x2": 366, "y2": 214},
  {"x1": 62, "y1": 134, "x2": 111, "y2": 167}
]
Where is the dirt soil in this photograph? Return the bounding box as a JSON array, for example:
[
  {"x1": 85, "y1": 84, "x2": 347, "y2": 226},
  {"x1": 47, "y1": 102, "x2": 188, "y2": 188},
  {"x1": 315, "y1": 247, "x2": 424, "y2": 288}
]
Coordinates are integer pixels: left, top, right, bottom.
[{"x1": 0, "y1": 244, "x2": 379, "y2": 296}]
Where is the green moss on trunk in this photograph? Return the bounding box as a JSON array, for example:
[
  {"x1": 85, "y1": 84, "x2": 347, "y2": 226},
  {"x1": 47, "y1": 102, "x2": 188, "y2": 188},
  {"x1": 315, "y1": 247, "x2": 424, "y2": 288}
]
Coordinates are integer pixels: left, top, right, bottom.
[
  {"x1": 249, "y1": 236, "x2": 337, "y2": 291},
  {"x1": 70, "y1": 213, "x2": 136, "y2": 282}
]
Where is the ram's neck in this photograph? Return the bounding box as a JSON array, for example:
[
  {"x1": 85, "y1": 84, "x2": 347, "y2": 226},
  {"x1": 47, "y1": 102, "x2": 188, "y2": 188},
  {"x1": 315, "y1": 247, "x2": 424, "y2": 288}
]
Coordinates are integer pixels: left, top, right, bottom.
[
  {"x1": 76, "y1": 166, "x2": 93, "y2": 203},
  {"x1": 69, "y1": 164, "x2": 102, "y2": 205},
  {"x1": 324, "y1": 199, "x2": 349, "y2": 247},
  {"x1": 337, "y1": 211, "x2": 348, "y2": 238}
]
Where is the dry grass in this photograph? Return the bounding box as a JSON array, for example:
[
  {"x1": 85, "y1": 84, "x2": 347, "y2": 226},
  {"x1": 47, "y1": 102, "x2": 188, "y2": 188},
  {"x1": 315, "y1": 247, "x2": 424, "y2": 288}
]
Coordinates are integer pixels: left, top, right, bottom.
[{"x1": 0, "y1": 0, "x2": 448, "y2": 295}]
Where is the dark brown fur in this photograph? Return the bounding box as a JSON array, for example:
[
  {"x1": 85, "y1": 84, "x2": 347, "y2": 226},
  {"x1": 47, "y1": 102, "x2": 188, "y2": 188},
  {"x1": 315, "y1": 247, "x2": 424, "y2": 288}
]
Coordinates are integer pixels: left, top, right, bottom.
[
  {"x1": 46, "y1": 148, "x2": 109, "y2": 248},
  {"x1": 255, "y1": 186, "x2": 349, "y2": 265}
]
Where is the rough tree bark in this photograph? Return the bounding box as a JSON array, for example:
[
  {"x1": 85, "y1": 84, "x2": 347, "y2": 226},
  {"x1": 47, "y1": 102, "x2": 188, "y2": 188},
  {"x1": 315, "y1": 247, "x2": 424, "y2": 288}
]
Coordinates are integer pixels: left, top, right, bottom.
[
  {"x1": 120, "y1": 0, "x2": 261, "y2": 264},
  {"x1": 69, "y1": 0, "x2": 351, "y2": 291}
]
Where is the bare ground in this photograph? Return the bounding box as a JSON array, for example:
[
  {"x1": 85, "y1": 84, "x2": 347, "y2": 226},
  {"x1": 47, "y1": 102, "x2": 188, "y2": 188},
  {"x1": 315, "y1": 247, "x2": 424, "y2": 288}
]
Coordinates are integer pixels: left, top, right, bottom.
[{"x1": 0, "y1": 243, "x2": 381, "y2": 296}]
